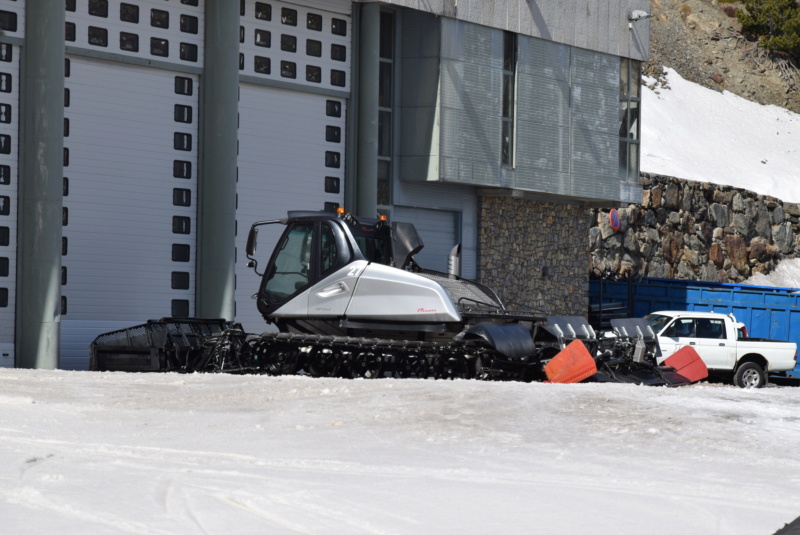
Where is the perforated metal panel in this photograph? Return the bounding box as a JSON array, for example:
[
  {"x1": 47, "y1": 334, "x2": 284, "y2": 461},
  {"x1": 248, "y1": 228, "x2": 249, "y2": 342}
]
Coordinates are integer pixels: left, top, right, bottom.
[
  {"x1": 570, "y1": 48, "x2": 619, "y2": 198},
  {"x1": 61, "y1": 56, "x2": 199, "y2": 369}
]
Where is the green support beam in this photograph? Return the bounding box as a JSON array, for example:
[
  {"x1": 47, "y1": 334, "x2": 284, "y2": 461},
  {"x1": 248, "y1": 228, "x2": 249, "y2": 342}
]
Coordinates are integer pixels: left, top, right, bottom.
[
  {"x1": 356, "y1": 2, "x2": 380, "y2": 218},
  {"x1": 16, "y1": 1, "x2": 65, "y2": 369},
  {"x1": 196, "y1": 0, "x2": 240, "y2": 320}
]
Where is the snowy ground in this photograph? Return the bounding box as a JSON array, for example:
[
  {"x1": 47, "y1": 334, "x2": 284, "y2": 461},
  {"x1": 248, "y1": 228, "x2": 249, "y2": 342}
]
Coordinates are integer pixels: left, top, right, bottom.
[{"x1": 1, "y1": 369, "x2": 799, "y2": 535}]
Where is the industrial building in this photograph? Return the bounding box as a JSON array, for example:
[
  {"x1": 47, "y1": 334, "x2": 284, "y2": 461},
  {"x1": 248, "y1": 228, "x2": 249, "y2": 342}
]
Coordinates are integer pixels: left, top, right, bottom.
[{"x1": 0, "y1": 0, "x2": 649, "y2": 369}]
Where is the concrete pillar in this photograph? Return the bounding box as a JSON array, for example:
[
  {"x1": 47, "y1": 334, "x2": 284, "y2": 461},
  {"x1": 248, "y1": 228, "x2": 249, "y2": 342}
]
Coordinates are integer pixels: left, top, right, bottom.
[
  {"x1": 16, "y1": 1, "x2": 65, "y2": 369},
  {"x1": 356, "y1": 2, "x2": 380, "y2": 218},
  {"x1": 196, "y1": 0, "x2": 239, "y2": 320}
]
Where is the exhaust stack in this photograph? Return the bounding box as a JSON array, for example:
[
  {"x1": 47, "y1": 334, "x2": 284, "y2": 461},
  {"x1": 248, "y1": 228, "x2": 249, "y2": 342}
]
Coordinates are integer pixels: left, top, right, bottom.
[{"x1": 448, "y1": 244, "x2": 461, "y2": 279}]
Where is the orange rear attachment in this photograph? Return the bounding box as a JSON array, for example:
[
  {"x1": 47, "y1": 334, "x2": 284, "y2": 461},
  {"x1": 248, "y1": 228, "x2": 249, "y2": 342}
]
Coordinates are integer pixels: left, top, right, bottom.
[
  {"x1": 544, "y1": 339, "x2": 597, "y2": 384},
  {"x1": 663, "y1": 346, "x2": 708, "y2": 383}
]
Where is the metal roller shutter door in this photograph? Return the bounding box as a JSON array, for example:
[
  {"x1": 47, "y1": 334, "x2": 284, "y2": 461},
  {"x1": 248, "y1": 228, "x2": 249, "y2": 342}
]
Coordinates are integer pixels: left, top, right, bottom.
[
  {"x1": 0, "y1": 38, "x2": 19, "y2": 368},
  {"x1": 235, "y1": 85, "x2": 345, "y2": 332},
  {"x1": 234, "y1": 1, "x2": 350, "y2": 333},
  {"x1": 61, "y1": 57, "x2": 199, "y2": 369},
  {"x1": 392, "y1": 207, "x2": 459, "y2": 274}
]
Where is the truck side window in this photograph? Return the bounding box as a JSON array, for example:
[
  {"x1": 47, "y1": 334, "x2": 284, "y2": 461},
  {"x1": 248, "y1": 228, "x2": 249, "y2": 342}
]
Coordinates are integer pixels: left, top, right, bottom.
[
  {"x1": 320, "y1": 223, "x2": 337, "y2": 274},
  {"x1": 664, "y1": 318, "x2": 694, "y2": 338},
  {"x1": 696, "y1": 318, "x2": 726, "y2": 339}
]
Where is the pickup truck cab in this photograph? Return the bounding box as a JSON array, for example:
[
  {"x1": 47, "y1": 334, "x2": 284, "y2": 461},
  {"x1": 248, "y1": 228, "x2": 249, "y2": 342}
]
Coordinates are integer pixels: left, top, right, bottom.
[{"x1": 645, "y1": 311, "x2": 798, "y2": 388}]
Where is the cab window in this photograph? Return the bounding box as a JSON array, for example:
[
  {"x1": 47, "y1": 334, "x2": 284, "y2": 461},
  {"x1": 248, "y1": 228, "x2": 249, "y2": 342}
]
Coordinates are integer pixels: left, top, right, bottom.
[
  {"x1": 263, "y1": 222, "x2": 314, "y2": 303},
  {"x1": 354, "y1": 235, "x2": 390, "y2": 265},
  {"x1": 320, "y1": 223, "x2": 338, "y2": 274},
  {"x1": 663, "y1": 318, "x2": 695, "y2": 338},
  {"x1": 696, "y1": 318, "x2": 726, "y2": 339}
]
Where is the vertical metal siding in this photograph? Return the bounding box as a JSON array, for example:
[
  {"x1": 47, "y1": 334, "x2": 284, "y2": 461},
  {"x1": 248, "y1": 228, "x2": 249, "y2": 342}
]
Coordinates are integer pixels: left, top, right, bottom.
[
  {"x1": 439, "y1": 21, "x2": 503, "y2": 186},
  {"x1": 514, "y1": 36, "x2": 571, "y2": 193}
]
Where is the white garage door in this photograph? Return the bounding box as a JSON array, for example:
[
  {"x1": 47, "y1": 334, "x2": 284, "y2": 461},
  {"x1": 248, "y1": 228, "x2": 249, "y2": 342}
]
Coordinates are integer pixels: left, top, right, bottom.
[
  {"x1": 393, "y1": 207, "x2": 459, "y2": 273},
  {"x1": 235, "y1": 86, "x2": 346, "y2": 332},
  {"x1": 59, "y1": 0, "x2": 204, "y2": 369},
  {"x1": 234, "y1": 0, "x2": 350, "y2": 333},
  {"x1": 0, "y1": 9, "x2": 20, "y2": 368},
  {"x1": 61, "y1": 57, "x2": 199, "y2": 369}
]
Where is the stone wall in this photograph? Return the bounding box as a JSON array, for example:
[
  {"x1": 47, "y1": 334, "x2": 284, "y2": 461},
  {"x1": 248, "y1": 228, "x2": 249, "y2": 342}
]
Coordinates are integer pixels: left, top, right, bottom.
[
  {"x1": 590, "y1": 173, "x2": 800, "y2": 282},
  {"x1": 478, "y1": 197, "x2": 590, "y2": 316}
]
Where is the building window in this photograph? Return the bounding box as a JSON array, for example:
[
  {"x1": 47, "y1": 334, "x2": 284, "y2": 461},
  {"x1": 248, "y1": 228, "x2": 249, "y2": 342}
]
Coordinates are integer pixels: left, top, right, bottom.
[
  {"x1": 120, "y1": 32, "x2": 139, "y2": 52},
  {"x1": 89, "y1": 0, "x2": 108, "y2": 18},
  {"x1": 255, "y1": 29, "x2": 271, "y2": 48},
  {"x1": 280, "y1": 61, "x2": 296, "y2": 79},
  {"x1": 255, "y1": 3, "x2": 271, "y2": 21},
  {"x1": 151, "y1": 9, "x2": 169, "y2": 29},
  {"x1": 88, "y1": 26, "x2": 109, "y2": 47},
  {"x1": 254, "y1": 56, "x2": 271, "y2": 74},
  {"x1": 280, "y1": 34, "x2": 297, "y2": 53},
  {"x1": 306, "y1": 65, "x2": 321, "y2": 83},
  {"x1": 619, "y1": 58, "x2": 641, "y2": 182},
  {"x1": 306, "y1": 39, "x2": 321, "y2": 57},
  {"x1": 377, "y1": 11, "x2": 394, "y2": 206},
  {"x1": 281, "y1": 8, "x2": 297, "y2": 26},
  {"x1": 501, "y1": 31, "x2": 516, "y2": 167},
  {"x1": 120, "y1": 3, "x2": 139, "y2": 23},
  {"x1": 307, "y1": 13, "x2": 322, "y2": 31},
  {"x1": 180, "y1": 15, "x2": 198, "y2": 34},
  {"x1": 331, "y1": 18, "x2": 346, "y2": 36}
]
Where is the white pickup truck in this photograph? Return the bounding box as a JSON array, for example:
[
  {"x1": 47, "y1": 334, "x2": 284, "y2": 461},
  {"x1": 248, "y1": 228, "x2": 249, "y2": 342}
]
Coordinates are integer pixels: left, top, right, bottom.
[{"x1": 644, "y1": 311, "x2": 798, "y2": 388}]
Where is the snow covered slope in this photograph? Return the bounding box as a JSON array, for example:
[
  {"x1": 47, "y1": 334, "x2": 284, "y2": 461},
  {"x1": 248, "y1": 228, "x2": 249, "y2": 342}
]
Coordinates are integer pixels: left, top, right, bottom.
[{"x1": 642, "y1": 67, "x2": 800, "y2": 203}]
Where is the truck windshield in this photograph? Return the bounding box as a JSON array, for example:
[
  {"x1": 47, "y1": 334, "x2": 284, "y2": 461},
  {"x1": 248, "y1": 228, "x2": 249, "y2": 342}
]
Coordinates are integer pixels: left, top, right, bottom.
[{"x1": 644, "y1": 314, "x2": 672, "y2": 334}]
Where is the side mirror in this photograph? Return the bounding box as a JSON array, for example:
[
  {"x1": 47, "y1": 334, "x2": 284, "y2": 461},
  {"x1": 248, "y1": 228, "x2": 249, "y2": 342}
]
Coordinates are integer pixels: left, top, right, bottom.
[{"x1": 246, "y1": 227, "x2": 258, "y2": 257}]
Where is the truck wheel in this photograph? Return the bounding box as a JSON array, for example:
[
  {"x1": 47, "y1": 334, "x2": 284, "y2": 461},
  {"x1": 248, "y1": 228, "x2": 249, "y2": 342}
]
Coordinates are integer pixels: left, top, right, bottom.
[{"x1": 733, "y1": 362, "x2": 766, "y2": 389}]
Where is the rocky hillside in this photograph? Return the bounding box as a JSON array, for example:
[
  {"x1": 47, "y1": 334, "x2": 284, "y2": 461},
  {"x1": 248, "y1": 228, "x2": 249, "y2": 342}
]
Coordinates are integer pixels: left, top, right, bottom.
[
  {"x1": 588, "y1": 1, "x2": 800, "y2": 284},
  {"x1": 648, "y1": 0, "x2": 800, "y2": 114}
]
